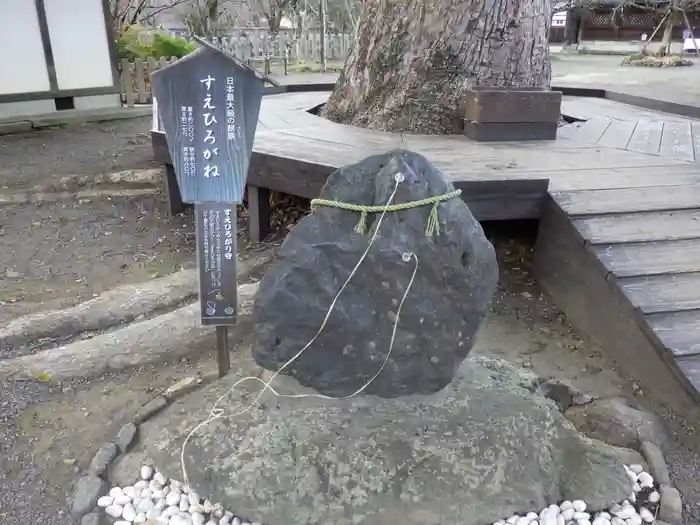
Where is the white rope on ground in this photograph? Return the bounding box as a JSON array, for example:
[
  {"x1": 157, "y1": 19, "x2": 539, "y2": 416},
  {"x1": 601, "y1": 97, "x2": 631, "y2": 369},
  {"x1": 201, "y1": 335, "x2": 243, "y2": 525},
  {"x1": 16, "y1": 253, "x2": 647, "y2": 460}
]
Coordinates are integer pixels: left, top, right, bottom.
[{"x1": 179, "y1": 171, "x2": 420, "y2": 487}]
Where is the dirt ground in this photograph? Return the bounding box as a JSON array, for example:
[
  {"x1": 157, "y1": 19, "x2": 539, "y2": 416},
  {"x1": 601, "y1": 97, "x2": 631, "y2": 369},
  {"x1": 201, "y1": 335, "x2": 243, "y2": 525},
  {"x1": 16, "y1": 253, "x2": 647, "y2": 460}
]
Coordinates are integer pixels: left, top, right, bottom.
[
  {"x1": 0, "y1": 117, "x2": 195, "y2": 325},
  {"x1": 0, "y1": 194, "x2": 195, "y2": 323},
  {"x1": 0, "y1": 117, "x2": 157, "y2": 191}
]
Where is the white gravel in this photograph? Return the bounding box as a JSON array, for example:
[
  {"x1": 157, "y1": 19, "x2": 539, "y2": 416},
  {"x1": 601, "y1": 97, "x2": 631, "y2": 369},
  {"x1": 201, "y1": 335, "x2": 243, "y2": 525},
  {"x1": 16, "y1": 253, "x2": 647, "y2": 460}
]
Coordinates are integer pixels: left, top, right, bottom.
[
  {"x1": 491, "y1": 464, "x2": 660, "y2": 525},
  {"x1": 95, "y1": 462, "x2": 665, "y2": 525},
  {"x1": 99, "y1": 464, "x2": 259, "y2": 525}
]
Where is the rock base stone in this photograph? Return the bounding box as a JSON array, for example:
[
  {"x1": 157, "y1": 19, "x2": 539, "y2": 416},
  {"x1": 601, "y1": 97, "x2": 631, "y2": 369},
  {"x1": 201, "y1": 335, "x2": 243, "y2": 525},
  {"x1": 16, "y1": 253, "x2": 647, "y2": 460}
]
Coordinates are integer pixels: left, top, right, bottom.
[{"x1": 142, "y1": 356, "x2": 632, "y2": 525}]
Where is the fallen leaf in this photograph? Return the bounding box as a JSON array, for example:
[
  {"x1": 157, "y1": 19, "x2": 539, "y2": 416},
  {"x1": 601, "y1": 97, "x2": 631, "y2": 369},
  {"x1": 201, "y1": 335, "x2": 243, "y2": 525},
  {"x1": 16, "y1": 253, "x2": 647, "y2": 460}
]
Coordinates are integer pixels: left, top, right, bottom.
[{"x1": 33, "y1": 371, "x2": 51, "y2": 383}]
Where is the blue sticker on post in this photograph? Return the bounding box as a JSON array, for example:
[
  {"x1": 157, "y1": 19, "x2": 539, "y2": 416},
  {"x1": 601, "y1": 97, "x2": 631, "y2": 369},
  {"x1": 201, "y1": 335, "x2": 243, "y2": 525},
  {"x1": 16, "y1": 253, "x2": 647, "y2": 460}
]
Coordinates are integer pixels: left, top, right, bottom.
[{"x1": 150, "y1": 44, "x2": 265, "y2": 204}]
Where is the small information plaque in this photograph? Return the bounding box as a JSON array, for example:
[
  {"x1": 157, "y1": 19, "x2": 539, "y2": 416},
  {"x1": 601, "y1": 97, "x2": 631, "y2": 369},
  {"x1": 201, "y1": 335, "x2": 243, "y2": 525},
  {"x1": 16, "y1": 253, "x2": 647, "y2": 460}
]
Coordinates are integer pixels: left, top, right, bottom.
[{"x1": 195, "y1": 202, "x2": 238, "y2": 326}]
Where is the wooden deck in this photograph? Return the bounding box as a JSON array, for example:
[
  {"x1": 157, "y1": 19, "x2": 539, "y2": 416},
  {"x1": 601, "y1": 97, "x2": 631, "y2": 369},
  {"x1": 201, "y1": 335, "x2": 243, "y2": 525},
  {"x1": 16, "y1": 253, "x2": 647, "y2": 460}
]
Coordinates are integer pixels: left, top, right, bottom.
[
  {"x1": 152, "y1": 89, "x2": 700, "y2": 418},
  {"x1": 560, "y1": 96, "x2": 700, "y2": 162}
]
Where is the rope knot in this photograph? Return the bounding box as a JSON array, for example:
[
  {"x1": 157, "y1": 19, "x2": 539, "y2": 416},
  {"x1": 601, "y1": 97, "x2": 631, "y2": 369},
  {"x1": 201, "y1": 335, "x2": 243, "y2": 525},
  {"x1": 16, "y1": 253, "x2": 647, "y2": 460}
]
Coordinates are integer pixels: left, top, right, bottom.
[
  {"x1": 310, "y1": 189, "x2": 462, "y2": 237},
  {"x1": 355, "y1": 210, "x2": 369, "y2": 234}
]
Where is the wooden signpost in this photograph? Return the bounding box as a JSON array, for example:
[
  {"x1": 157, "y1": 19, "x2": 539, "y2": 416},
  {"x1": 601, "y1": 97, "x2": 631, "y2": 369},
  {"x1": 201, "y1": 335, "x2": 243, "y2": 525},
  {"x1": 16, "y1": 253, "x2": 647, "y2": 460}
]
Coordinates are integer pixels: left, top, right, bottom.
[{"x1": 150, "y1": 38, "x2": 272, "y2": 377}]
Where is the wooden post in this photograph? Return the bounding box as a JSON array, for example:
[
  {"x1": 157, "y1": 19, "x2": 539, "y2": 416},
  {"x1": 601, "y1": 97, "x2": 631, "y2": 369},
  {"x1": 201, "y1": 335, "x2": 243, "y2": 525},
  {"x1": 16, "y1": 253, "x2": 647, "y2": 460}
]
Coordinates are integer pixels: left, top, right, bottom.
[
  {"x1": 216, "y1": 324, "x2": 231, "y2": 377},
  {"x1": 319, "y1": 0, "x2": 328, "y2": 71},
  {"x1": 146, "y1": 57, "x2": 157, "y2": 94},
  {"x1": 121, "y1": 59, "x2": 135, "y2": 107},
  {"x1": 576, "y1": 16, "x2": 585, "y2": 45},
  {"x1": 642, "y1": 10, "x2": 669, "y2": 55},
  {"x1": 247, "y1": 185, "x2": 271, "y2": 242},
  {"x1": 135, "y1": 59, "x2": 148, "y2": 104},
  {"x1": 163, "y1": 164, "x2": 186, "y2": 216}
]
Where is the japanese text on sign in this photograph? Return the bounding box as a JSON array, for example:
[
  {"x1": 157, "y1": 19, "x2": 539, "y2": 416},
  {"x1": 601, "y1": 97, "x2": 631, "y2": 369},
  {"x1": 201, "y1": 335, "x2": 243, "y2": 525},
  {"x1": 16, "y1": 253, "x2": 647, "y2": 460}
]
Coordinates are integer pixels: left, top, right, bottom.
[
  {"x1": 196, "y1": 203, "x2": 237, "y2": 325},
  {"x1": 200, "y1": 75, "x2": 220, "y2": 178},
  {"x1": 224, "y1": 209, "x2": 234, "y2": 260},
  {"x1": 202, "y1": 210, "x2": 210, "y2": 273},
  {"x1": 182, "y1": 145, "x2": 196, "y2": 176},
  {"x1": 225, "y1": 77, "x2": 237, "y2": 141},
  {"x1": 151, "y1": 45, "x2": 265, "y2": 203},
  {"x1": 180, "y1": 105, "x2": 194, "y2": 139},
  {"x1": 180, "y1": 106, "x2": 196, "y2": 176},
  {"x1": 201, "y1": 209, "x2": 224, "y2": 290},
  {"x1": 211, "y1": 209, "x2": 222, "y2": 289}
]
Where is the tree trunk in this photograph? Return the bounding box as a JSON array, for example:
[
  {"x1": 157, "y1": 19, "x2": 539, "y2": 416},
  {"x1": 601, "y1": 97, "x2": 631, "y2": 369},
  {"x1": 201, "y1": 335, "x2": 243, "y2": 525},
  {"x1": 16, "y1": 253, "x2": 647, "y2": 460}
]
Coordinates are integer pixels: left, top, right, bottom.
[
  {"x1": 321, "y1": 0, "x2": 552, "y2": 133},
  {"x1": 577, "y1": 16, "x2": 585, "y2": 44},
  {"x1": 657, "y1": 12, "x2": 675, "y2": 57},
  {"x1": 563, "y1": 9, "x2": 578, "y2": 46}
]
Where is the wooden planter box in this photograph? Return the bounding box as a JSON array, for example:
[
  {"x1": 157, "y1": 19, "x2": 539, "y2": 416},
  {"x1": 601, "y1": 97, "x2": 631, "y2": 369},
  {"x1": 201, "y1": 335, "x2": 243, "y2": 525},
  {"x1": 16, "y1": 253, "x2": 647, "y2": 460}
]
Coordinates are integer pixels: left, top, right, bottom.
[{"x1": 462, "y1": 87, "x2": 562, "y2": 141}]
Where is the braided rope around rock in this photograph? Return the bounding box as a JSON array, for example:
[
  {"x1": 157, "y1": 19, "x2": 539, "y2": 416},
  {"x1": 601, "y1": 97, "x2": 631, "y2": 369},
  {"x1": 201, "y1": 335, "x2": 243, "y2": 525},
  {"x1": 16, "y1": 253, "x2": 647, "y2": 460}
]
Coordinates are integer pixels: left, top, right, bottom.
[{"x1": 310, "y1": 188, "x2": 463, "y2": 236}]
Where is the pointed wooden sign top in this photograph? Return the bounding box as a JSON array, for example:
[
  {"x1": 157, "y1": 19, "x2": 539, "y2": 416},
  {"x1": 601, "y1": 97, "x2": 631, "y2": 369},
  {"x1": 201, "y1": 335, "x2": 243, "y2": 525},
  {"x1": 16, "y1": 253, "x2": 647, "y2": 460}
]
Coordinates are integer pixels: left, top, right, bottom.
[{"x1": 150, "y1": 40, "x2": 270, "y2": 204}]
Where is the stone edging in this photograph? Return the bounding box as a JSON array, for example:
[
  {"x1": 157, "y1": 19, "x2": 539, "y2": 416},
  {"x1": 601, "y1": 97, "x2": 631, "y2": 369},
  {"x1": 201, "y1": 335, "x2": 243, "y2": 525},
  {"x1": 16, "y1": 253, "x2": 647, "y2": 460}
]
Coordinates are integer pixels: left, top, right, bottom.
[
  {"x1": 71, "y1": 372, "x2": 218, "y2": 523},
  {"x1": 541, "y1": 379, "x2": 686, "y2": 525},
  {"x1": 638, "y1": 441, "x2": 684, "y2": 524}
]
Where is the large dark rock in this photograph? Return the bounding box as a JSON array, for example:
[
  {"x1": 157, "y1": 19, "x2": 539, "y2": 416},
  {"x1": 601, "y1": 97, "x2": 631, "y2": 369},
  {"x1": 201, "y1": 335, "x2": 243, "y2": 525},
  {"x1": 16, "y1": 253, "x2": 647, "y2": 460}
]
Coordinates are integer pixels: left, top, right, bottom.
[
  {"x1": 251, "y1": 149, "x2": 498, "y2": 397},
  {"x1": 142, "y1": 356, "x2": 633, "y2": 525}
]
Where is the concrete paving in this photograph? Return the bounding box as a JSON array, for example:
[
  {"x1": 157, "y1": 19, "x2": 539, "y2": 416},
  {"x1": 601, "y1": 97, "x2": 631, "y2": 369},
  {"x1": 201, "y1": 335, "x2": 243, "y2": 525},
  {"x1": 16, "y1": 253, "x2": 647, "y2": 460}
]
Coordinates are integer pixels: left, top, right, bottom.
[
  {"x1": 270, "y1": 54, "x2": 699, "y2": 109},
  {"x1": 552, "y1": 54, "x2": 700, "y2": 108}
]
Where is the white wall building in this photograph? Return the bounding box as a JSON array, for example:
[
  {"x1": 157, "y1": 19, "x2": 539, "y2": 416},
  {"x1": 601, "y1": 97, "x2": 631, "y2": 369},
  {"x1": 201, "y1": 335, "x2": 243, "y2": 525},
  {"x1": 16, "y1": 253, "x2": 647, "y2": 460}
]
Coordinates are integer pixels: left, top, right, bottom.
[{"x1": 0, "y1": 0, "x2": 120, "y2": 119}]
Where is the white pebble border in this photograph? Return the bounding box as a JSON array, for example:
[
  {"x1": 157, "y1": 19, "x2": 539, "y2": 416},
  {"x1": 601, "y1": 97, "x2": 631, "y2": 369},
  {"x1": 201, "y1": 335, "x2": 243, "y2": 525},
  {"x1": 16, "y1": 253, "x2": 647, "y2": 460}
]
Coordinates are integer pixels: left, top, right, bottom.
[
  {"x1": 96, "y1": 465, "x2": 261, "y2": 525},
  {"x1": 491, "y1": 464, "x2": 660, "y2": 525},
  {"x1": 96, "y1": 463, "x2": 660, "y2": 525}
]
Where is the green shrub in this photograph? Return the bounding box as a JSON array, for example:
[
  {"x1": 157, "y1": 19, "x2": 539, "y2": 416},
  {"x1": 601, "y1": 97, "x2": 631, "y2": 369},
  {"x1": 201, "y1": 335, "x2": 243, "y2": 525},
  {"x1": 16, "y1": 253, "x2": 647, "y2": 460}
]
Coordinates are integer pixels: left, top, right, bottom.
[
  {"x1": 116, "y1": 25, "x2": 194, "y2": 62},
  {"x1": 116, "y1": 25, "x2": 151, "y2": 61},
  {"x1": 149, "y1": 34, "x2": 195, "y2": 59},
  {"x1": 116, "y1": 37, "x2": 137, "y2": 61}
]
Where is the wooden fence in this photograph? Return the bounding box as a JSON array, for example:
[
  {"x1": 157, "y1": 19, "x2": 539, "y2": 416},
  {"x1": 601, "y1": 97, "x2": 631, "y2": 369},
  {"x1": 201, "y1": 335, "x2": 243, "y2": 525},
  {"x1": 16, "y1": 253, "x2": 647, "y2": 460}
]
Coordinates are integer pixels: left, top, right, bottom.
[
  {"x1": 119, "y1": 32, "x2": 352, "y2": 106},
  {"x1": 120, "y1": 56, "x2": 290, "y2": 106},
  {"x1": 120, "y1": 57, "x2": 176, "y2": 106},
  {"x1": 209, "y1": 32, "x2": 353, "y2": 63}
]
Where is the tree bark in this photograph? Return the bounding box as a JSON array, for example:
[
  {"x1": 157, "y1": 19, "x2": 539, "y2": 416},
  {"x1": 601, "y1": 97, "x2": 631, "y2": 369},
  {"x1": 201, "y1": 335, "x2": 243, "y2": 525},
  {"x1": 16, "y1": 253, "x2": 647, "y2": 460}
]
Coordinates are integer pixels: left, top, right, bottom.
[
  {"x1": 321, "y1": 0, "x2": 552, "y2": 133},
  {"x1": 0, "y1": 269, "x2": 198, "y2": 354},
  {"x1": 0, "y1": 245, "x2": 276, "y2": 356},
  {"x1": 563, "y1": 8, "x2": 578, "y2": 46},
  {"x1": 0, "y1": 283, "x2": 259, "y2": 382},
  {"x1": 657, "y1": 11, "x2": 676, "y2": 57}
]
